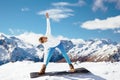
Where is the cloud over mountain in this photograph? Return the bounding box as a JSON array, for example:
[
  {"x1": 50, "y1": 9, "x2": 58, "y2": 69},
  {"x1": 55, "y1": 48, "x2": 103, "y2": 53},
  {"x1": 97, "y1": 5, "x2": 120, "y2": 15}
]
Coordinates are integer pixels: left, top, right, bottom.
[{"x1": 81, "y1": 15, "x2": 120, "y2": 30}]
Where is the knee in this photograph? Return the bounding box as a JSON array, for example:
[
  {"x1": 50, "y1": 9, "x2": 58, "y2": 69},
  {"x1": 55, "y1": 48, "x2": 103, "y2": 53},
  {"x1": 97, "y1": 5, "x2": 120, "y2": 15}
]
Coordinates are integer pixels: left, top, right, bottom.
[
  {"x1": 57, "y1": 43, "x2": 64, "y2": 49},
  {"x1": 49, "y1": 47, "x2": 55, "y2": 52}
]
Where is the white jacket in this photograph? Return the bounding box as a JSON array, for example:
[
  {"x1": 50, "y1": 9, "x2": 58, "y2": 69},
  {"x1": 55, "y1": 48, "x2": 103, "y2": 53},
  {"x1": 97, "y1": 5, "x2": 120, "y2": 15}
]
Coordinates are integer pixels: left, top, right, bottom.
[{"x1": 42, "y1": 18, "x2": 60, "y2": 50}]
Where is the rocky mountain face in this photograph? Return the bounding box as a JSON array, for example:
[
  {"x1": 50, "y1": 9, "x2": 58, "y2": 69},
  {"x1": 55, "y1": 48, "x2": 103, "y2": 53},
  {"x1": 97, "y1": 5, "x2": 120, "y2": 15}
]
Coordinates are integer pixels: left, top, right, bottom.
[
  {"x1": 0, "y1": 33, "x2": 120, "y2": 65},
  {"x1": 68, "y1": 39, "x2": 120, "y2": 62}
]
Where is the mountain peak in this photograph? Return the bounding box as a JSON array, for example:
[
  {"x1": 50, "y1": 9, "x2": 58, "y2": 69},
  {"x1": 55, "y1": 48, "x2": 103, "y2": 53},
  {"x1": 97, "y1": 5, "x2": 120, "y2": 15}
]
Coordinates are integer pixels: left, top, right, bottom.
[
  {"x1": 0, "y1": 34, "x2": 6, "y2": 40},
  {"x1": 0, "y1": 33, "x2": 120, "y2": 65}
]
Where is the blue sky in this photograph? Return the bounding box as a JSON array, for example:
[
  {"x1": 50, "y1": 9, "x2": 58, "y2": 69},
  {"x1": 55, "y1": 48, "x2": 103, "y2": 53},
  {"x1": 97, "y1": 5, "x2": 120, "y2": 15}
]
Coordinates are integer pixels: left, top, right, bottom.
[{"x1": 0, "y1": 0, "x2": 120, "y2": 42}]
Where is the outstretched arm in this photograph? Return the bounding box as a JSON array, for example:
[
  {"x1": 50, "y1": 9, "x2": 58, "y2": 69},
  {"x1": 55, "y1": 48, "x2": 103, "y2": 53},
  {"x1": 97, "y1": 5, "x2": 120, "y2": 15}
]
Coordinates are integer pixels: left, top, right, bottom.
[{"x1": 45, "y1": 12, "x2": 51, "y2": 37}]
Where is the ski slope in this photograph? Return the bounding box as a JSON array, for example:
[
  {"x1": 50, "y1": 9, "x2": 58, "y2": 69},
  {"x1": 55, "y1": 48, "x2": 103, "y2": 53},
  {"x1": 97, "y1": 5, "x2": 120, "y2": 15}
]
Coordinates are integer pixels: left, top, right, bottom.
[{"x1": 0, "y1": 61, "x2": 120, "y2": 80}]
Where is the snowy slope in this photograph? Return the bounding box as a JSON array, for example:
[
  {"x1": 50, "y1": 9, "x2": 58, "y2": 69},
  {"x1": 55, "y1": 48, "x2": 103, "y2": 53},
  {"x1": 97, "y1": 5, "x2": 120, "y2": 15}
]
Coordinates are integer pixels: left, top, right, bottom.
[
  {"x1": 0, "y1": 33, "x2": 74, "y2": 65},
  {"x1": 69, "y1": 39, "x2": 120, "y2": 62},
  {"x1": 0, "y1": 33, "x2": 120, "y2": 65},
  {"x1": 0, "y1": 61, "x2": 120, "y2": 80},
  {"x1": 0, "y1": 33, "x2": 44, "y2": 65}
]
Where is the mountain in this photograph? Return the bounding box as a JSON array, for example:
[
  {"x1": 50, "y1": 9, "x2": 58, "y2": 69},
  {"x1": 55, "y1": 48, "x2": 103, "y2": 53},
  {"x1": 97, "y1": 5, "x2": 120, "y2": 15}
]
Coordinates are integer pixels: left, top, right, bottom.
[
  {"x1": 0, "y1": 33, "x2": 120, "y2": 65},
  {"x1": 0, "y1": 33, "x2": 43, "y2": 65},
  {"x1": 68, "y1": 39, "x2": 120, "y2": 62}
]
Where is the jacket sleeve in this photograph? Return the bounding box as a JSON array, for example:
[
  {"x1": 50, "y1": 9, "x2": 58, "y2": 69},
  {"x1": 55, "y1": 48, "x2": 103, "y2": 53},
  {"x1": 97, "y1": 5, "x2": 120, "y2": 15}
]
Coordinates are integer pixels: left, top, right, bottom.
[{"x1": 45, "y1": 18, "x2": 51, "y2": 37}]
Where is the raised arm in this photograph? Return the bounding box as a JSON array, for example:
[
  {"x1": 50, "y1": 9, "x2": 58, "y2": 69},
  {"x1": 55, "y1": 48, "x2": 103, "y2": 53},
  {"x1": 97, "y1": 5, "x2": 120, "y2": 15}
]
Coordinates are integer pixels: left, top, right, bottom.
[{"x1": 45, "y1": 12, "x2": 51, "y2": 37}]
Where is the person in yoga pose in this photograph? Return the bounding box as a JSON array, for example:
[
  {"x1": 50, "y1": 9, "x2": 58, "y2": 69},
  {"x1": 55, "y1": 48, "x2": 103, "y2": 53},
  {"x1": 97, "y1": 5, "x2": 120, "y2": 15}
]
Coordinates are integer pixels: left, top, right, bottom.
[{"x1": 39, "y1": 13, "x2": 75, "y2": 74}]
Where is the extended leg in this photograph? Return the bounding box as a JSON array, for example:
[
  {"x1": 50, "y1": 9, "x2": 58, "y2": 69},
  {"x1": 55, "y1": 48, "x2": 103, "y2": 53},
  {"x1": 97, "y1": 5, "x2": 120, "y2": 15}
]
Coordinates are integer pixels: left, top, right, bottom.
[
  {"x1": 39, "y1": 48, "x2": 54, "y2": 74},
  {"x1": 57, "y1": 43, "x2": 75, "y2": 72},
  {"x1": 44, "y1": 48, "x2": 54, "y2": 66},
  {"x1": 57, "y1": 43, "x2": 71, "y2": 64}
]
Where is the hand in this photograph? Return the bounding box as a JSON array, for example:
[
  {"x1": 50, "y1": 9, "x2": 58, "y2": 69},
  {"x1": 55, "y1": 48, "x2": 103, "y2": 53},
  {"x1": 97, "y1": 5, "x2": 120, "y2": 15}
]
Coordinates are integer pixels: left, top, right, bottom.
[{"x1": 46, "y1": 12, "x2": 49, "y2": 18}]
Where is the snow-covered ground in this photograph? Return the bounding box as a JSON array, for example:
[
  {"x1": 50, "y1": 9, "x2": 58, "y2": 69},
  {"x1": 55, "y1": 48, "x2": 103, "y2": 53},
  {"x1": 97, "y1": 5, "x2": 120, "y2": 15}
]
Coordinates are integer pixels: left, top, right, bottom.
[{"x1": 0, "y1": 61, "x2": 120, "y2": 80}]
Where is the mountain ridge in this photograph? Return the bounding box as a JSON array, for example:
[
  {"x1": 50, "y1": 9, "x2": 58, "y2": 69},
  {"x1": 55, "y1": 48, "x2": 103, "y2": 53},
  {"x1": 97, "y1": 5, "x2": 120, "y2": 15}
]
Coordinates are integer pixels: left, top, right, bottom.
[{"x1": 0, "y1": 33, "x2": 120, "y2": 65}]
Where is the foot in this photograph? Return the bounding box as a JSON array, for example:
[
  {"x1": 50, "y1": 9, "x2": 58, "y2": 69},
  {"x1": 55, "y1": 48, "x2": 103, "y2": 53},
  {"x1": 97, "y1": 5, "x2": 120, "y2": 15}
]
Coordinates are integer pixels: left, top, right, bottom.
[
  {"x1": 39, "y1": 64, "x2": 46, "y2": 75},
  {"x1": 38, "y1": 71, "x2": 45, "y2": 75},
  {"x1": 69, "y1": 64, "x2": 75, "y2": 72},
  {"x1": 69, "y1": 69, "x2": 76, "y2": 72}
]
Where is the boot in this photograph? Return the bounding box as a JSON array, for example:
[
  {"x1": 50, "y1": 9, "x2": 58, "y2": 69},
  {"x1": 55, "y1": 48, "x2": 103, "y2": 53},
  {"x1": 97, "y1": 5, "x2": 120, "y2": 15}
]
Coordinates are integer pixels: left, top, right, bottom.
[
  {"x1": 39, "y1": 64, "x2": 46, "y2": 75},
  {"x1": 69, "y1": 64, "x2": 75, "y2": 72}
]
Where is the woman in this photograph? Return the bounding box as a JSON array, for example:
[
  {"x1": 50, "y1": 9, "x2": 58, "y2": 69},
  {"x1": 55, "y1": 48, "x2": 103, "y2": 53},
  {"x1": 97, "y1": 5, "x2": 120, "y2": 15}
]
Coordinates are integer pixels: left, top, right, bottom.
[{"x1": 39, "y1": 13, "x2": 75, "y2": 74}]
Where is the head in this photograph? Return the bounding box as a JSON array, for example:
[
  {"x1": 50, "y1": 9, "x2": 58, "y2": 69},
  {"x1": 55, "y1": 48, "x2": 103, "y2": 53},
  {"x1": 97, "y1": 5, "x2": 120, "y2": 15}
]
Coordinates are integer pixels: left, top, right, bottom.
[{"x1": 39, "y1": 36, "x2": 48, "y2": 43}]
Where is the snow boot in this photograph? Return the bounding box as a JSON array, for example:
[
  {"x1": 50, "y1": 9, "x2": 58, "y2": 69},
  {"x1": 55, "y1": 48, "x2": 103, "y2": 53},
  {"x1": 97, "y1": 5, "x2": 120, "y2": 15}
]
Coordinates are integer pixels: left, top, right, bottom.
[
  {"x1": 39, "y1": 64, "x2": 46, "y2": 75},
  {"x1": 69, "y1": 64, "x2": 75, "y2": 72}
]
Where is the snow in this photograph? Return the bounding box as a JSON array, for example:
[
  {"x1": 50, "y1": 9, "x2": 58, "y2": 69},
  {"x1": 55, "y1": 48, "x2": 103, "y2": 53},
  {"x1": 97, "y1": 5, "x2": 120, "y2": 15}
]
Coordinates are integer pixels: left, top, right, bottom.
[
  {"x1": 0, "y1": 33, "x2": 120, "y2": 64},
  {"x1": 0, "y1": 33, "x2": 120, "y2": 80},
  {"x1": 0, "y1": 61, "x2": 120, "y2": 80},
  {"x1": 16, "y1": 32, "x2": 43, "y2": 46}
]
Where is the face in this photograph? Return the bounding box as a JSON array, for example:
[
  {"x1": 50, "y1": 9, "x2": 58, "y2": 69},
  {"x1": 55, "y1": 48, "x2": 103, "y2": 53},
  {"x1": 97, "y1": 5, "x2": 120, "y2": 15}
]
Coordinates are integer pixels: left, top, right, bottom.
[
  {"x1": 39, "y1": 37, "x2": 48, "y2": 43},
  {"x1": 42, "y1": 37, "x2": 47, "y2": 43}
]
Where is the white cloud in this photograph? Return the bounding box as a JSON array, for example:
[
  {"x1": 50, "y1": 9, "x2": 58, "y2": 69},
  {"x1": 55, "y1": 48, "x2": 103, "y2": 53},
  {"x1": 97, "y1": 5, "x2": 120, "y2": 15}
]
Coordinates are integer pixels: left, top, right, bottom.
[
  {"x1": 9, "y1": 28, "x2": 14, "y2": 35},
  {"x1": 77, "y1": 0, "x2": 86, "y2": 7},
  {"x1": 16, "y1": 32, "x2": 43, "y2": 46},
  {"x1": 9, "y1": 28, "x2": 26, "y2": 35},
  {"x1": 38, "y1": 8, "x2": 74, "y2": 22},
  {"x1": 52, "y1": 0, "x2": 86, "y2": 7},
  {"x1": 52, "y1": 2, "x2": 71, "y2": 7},
  {"x1": 92, "y1": 0, "x2": 107, "y2": 11},
  {"x1": 92, "y1": 0, "x2": 120, "y2": 11},
  {"x1": 38, "y1": 0, "x2": 86, "y2": 22},
  {"x1": 21, "y1": 8, "x2": 30, "y2": 12},
  {"x1": 81, "y1": 15, "x2": 120, "y2": 30},
  {"x1": 16, "y1": 32, "x2": 73, "y2": 46}
]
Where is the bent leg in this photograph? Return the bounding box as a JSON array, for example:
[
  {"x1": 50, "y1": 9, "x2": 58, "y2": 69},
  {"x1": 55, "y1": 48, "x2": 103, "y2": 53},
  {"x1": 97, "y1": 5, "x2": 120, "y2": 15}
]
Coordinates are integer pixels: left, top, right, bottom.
[
  {"x1": 44, "y1": 48, "x2": 54, "y2": 66},
  {"x1": 57, "y1": 43, "x2": 71, "y2": 64}
]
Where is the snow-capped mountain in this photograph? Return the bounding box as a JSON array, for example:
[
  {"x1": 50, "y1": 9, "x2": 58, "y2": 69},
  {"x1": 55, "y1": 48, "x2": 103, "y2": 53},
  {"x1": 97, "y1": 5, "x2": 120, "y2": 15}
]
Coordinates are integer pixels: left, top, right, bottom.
[
  {"x1": 68, "y1": 39, "x2": 120, "y2": 62},
  {"x1": 0, "y1": 33, "x2": 43, "y2": 65},
  {"x1": 0, "y1": 33, "x2": 120, "y2": 65}
]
